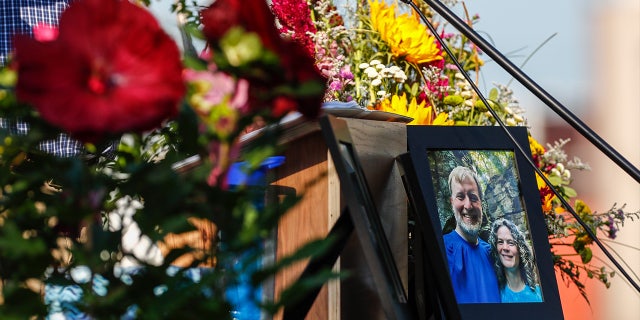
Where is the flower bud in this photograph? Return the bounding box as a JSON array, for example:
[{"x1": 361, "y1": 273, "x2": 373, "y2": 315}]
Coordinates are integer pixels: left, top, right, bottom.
[
  {"x1": 364, "y1": 67, "x2": 378, "y2": 78},
  {"x1": 513, "y1": 114, "x2": 524, "y2": 122},
  {"x1": 460, "y1": 90, "x2": 473, "y2": 98},
  {"x1": 442, "y1": 95, "x2": 464, "y2": 106},
  {"x1": 388, "y1": 65, "x2": 400, "y2": 73}
]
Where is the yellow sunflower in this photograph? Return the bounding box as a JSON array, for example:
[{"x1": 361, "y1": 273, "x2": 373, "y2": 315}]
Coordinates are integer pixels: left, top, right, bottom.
[
  {"x1": 369, "y1": 0, "x2": 443, "y2": 65},
  {"x1": 528, "y1": 135, "x2": 546, "y2": 157},
  {"x1": 376, "y1": 94, "x2": 452, "y2": 125}
]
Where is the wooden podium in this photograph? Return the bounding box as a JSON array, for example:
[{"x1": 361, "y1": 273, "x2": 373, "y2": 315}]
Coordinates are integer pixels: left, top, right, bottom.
[{"x1": 271, "y1": 117, "x2": 408, "y2": 320}]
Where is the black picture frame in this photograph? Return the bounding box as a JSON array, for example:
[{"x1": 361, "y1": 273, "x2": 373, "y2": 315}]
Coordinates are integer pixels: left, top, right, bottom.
[
  {"x1": 403, "y1": 126, "x2": 563, "y2": 319},
  {"x1": 319, "y1": 115, "x2": 414, "y2": 320}
]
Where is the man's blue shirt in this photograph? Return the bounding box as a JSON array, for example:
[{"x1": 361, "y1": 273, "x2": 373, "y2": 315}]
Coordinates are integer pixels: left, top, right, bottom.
[{"x1": 443, "y1": 230, "x2": 501, "y2": 303}]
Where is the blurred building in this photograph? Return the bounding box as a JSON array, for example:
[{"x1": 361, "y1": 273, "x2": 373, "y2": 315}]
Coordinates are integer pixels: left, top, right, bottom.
[{"x1": 544, "y1": 1, "x2": 640, "y2": 319}]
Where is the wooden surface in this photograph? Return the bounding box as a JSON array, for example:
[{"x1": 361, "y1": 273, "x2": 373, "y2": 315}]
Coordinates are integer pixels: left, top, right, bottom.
[
  {"x1": 272, "y1": 131, "x2": 336, "y2": 320},
  {"x1": 272, "y1": 118, "x2": 408, "y2": 320},
  {"x1": 340, "y1": 118, "x2": 408, "y2": 320}
]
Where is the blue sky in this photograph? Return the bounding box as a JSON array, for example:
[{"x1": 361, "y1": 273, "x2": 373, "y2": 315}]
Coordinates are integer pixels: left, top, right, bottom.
[{"x1": 458, "y1": 0, "x2": 592, "y2": 119}]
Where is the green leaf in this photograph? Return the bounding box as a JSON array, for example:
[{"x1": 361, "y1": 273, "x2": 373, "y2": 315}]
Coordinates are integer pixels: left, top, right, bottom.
[
  {"x1": 410, "y1": 82, "x2": 420, "y2": 96},
  {"x1": 547, "y1": 175, "x2": 563, "y2": 186},
  {"x1": 488, "y1": 88, "x2": 499, "y2": 101},
  {"x1": 474, "y1": 99, "x2": 495, "y2": 112},
  {"x1": 580, "y1": 247, "x2": 593, "y2": 263},
  {"x1": 277, "y1": 268, "x2": 345, "y2": 310},
  {"x1": 220, "y1": 27, "x2": 263, "y2": 67},
  {"x1": 563, "y1": 186, "x2": 578, "y2": 198}
]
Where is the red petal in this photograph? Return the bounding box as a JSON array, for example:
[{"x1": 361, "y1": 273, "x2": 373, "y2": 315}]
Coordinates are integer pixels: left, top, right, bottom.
[{"x1": 14, "y1": 0, "x2": 185, "y2": 142}]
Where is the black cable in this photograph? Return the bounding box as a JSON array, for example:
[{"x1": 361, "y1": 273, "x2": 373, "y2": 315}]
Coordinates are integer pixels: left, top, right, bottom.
[{"x1": 399, "y1": 0, "x2": 640, "y2": 294}]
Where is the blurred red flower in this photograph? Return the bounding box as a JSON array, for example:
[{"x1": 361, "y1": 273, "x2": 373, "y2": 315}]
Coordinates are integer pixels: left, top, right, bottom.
[
  {"x1": 200, "y1": 0, "x2": 283, "y2": 54},
  {"x1": 200, "y1": 0, "x2": 325, "y2": 119},
  {"x1": 32, "y1": 23, "x2": 59, "y2": 42},
  {"x1": 14, "y1": 0, "x2": 185, "y2": 142}
]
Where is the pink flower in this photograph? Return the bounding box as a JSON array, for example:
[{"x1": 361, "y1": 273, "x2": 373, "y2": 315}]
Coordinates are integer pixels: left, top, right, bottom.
[
  {"x1": 32, "y1": 23, "x2": 59, "y2": 42},
  {"x1": 339, "y1": 66, "x2": 354, "y2": 80},
  {"x1": 207, "y1": 141, "x2": 241, "y2": 188},
  {"x1": 329, "y1": 80, "x2": 343, "y2": 91},
  {"x1": 184, "y1": 67, "x2": 250, "y2": 139},
  {"x1": 184, "y1": 68, "x2": 249, "y2": 113},
  {"x1": 14, "y1": 0, "x2": 185, "y2": 143},
  {"x1": 270, "y1": 0, "x2": 317, "y2": 57}
]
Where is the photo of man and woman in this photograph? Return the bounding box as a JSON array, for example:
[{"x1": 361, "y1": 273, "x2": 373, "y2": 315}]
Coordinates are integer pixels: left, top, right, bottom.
[{"x1": 427, "y1": 149, "x2": 543, "y2": 304}]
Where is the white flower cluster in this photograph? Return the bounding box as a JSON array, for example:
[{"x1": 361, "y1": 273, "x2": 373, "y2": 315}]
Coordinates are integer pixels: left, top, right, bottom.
[
  {"x1": 445, "y1": 72, "x2": 477, "y2": 118},
  {"x1": 359, "y1": 60, "x2": 407, "y2": 99},
  {"x1": 422, "y1": 65, "x2": 448, "y2": 98},
  {"x1": 544, "y1": 138, "x2": 591, "y2": 172},
  {"x1": 495, "y1": 84, "x2": 526, "y2": 126},
  {"x1": 360, "y1": 60, "x2": 407, "y2": 85},
  {"x1": 550, "y1": 162, "x2": 572, "y2": 181},
  {"x1": 448, "y1": 72, "x2": 527, "y2": 126},
  {"x1": 452, "y1": 72, "x2": 474, "y2": 106}
]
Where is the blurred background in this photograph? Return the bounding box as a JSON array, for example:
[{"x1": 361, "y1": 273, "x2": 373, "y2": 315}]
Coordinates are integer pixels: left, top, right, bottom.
[
  {"x1": 149, "y1": 0, "x2": 640, "y2": 319},
  {"x1": 462, "y1": 1, "x2": 639, "y2": 318}
]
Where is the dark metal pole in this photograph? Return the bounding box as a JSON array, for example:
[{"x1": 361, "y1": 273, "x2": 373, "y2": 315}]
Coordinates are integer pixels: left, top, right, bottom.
[{"x1": 420, "y1": 0, "x2": 640, "y2": 184}]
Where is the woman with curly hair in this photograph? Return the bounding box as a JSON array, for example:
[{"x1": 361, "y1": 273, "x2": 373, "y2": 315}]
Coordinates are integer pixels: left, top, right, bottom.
[{"x1": 489, "y1": 218, "x2": 543, "y2": 302}]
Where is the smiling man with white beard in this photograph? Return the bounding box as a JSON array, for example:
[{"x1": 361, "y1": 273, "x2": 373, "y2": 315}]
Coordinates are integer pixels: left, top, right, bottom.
[{"x1": 442, "y1": 166, "x2": 501, "y2": 303}]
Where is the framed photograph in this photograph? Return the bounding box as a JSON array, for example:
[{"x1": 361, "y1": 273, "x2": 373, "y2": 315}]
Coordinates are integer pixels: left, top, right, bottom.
[{"x1": 403, "y1": 126, "x2": 563, "y2": 319}]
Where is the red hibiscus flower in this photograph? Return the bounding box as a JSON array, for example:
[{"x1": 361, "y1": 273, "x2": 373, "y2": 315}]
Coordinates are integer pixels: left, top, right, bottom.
[
  {"x1": 14, "y1": 0, "x2": 185, "y2": 142},
  {"x1": 200, "y1": 0, "x2": 325, "y2": 119}
]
